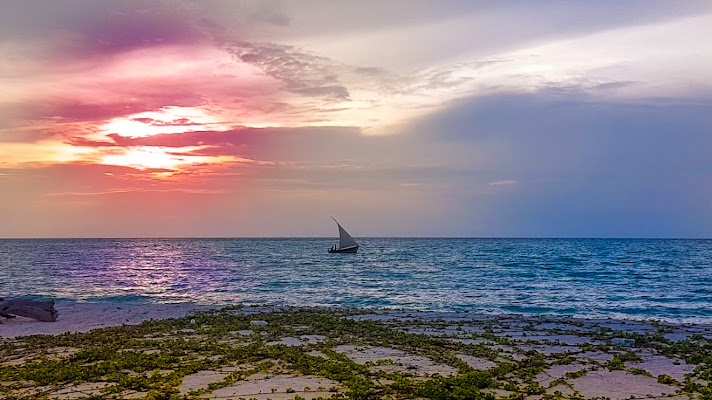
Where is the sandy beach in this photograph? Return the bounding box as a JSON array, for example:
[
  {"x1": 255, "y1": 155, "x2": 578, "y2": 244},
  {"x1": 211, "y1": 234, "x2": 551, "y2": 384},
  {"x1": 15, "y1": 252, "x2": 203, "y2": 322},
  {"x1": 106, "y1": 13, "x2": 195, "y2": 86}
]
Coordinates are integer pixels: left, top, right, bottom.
[
  {"x1": 0, "y1": 302, "x2": 221, "y2": 338},
  {"x1": 2, "y1": 303, "x2": 712, "y2": 400}
]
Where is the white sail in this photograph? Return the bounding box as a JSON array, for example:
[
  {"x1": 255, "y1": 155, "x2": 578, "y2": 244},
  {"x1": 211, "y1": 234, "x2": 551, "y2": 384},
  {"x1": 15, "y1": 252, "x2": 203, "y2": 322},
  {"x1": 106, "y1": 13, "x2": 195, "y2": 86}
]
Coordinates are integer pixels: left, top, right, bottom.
[{"x1": 333, "y1": 218, "x2": 358, "y2": 249}]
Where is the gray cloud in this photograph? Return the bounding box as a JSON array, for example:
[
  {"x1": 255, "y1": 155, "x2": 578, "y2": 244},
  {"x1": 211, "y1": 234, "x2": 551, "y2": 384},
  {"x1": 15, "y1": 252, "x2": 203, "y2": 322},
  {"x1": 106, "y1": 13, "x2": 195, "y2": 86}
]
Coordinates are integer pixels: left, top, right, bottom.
[
  {"x1": 407, "y1": 90, "x2": 712, "y2": 237},
  {"x1": 219, "y1": 39, "x2": 351, "y2": 101},
  {"x1": 248, "y1": 2, "x2": 290, "y2": 26}
]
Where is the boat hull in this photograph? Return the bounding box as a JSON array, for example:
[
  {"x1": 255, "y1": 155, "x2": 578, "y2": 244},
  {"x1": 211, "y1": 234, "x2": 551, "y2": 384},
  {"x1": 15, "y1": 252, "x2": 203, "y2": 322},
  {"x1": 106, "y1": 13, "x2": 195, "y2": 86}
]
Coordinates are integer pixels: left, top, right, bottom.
[{"x1": 328, "y1": 245, "x2": 359, "y2": 253}]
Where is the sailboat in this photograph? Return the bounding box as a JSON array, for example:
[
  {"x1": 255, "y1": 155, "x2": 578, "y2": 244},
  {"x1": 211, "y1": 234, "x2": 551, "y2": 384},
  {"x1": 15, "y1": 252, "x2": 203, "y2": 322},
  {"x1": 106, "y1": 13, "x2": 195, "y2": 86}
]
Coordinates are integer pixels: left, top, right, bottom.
[{"x1": 328, "y1": 217, "x2": 359, "y2": 253}]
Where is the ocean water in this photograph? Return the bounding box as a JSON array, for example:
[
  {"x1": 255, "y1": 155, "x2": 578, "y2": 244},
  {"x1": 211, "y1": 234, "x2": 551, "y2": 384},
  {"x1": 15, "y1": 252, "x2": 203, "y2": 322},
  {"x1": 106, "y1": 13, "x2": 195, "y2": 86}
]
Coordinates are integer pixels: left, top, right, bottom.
[{"x1": 1, "y1": 238, "x2": 711, "y2": 323}]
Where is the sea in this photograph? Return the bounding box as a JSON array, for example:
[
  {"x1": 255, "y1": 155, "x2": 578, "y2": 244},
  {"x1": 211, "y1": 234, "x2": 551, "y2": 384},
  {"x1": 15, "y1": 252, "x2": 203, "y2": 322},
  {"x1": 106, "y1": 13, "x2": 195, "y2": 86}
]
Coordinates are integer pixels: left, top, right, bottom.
[{"x1": 1, "y1": 238, "x2": 711, "y2": 323}]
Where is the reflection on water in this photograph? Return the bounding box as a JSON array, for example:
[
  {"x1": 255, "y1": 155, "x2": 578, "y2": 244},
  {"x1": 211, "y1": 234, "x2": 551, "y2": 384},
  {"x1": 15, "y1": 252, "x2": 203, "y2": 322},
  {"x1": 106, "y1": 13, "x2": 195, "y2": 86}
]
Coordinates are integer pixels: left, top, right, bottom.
[{"x1": 1, "y1": 238, "x2": 711, "y2": 322}]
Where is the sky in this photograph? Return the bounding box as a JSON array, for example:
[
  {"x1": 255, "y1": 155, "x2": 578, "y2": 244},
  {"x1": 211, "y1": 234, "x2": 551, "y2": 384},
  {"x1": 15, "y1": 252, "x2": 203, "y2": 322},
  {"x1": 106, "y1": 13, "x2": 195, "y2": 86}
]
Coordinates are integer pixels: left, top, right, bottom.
[{"x1": 1, "y1": 0, "x2": 711, "y2": 238}]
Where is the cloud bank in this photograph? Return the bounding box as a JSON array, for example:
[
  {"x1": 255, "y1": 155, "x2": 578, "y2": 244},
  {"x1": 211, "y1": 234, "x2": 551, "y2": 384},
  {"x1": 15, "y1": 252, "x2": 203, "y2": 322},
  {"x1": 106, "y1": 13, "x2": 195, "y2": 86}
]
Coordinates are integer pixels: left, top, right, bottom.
[{"x1": 1, "y1": 0, "x2": 711, "y2": 237}]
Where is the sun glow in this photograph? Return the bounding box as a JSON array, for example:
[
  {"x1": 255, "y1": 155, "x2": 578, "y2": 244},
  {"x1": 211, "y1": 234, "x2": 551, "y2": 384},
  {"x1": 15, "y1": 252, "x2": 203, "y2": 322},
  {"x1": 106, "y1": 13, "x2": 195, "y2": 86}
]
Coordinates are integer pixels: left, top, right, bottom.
[
  {"x1": 0, "y1": 141, "x2": 97, "y2": 167},
  {"x1": 99, "y1": 146, "x2": 231, "y2": 170},
  {"x1": 101, "y1": 107, "x2": 231, "y2": 138},
  {"x1": 87, "y1": 107, "x2": 241, "y2": 172}
]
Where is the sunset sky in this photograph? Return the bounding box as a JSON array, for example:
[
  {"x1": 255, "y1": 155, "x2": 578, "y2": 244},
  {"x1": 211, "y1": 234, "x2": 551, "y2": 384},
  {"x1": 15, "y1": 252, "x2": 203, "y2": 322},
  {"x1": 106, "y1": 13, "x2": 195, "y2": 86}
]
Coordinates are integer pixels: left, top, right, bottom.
[{"x1": 1, "y1": 0, "x2": 711, "y2": 238}]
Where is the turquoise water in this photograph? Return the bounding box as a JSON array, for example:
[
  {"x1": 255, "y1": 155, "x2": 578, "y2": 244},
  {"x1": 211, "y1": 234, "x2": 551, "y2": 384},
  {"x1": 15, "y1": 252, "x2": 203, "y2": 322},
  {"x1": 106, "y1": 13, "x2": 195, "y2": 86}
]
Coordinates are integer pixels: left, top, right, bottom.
[{"x1": 1, "y1": 238, "x2": 711, "y2": 322}]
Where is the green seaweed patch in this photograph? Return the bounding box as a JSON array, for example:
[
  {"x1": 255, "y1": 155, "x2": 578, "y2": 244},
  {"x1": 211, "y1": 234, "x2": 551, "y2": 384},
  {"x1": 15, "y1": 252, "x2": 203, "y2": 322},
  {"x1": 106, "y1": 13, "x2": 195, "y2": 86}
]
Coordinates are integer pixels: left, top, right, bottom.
[
  {"x1": 605, "y1": 352, "x2": 641, "y2": 371},
  {"x1": 564, "y1": 369, "x2": 589, "y2": 379},
  {"x1": 628, "y1": 367, "x2": 652, "y2": 377},
  {"x1": 657, "y1": 374, "x2": 680, "y2": 385},
  {"x1": 408, "y1": 370, "x2": 495, "y2": 400},
  {"x1": 4, "y1": 307, "x2": 701, "y2": 400}
]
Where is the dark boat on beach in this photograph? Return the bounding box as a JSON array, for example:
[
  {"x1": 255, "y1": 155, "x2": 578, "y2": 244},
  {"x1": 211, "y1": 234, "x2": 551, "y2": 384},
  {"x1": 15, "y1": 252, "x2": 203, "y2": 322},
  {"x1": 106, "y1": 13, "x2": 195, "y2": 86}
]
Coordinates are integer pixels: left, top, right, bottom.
[{"x1": 328, "y1": 217, "x2": 359, "y2": 253}]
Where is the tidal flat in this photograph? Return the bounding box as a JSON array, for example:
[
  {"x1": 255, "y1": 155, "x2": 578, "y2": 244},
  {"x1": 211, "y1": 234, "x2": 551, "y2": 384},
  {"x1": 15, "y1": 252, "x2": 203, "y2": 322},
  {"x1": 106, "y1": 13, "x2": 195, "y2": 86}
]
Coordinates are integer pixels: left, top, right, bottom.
[{"x1": 1, "y1": 305, "x2": 712, "y2": 400}]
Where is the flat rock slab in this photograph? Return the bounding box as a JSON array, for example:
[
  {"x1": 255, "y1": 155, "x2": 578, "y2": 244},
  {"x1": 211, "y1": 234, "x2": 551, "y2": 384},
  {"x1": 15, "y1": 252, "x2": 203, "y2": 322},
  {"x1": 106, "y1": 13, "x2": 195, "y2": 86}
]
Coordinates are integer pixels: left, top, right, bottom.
[
  {"x1": 404, "y1": 325, "x2": 485, "y2": 336},
  {"x1": 577, "y1": 351, "x2": 614, "y2": 362},
  {"x1": 11, "y1": 385, "x2": 53, "y2": 398},
  {"x1": 45, "y1": 346, "x2": 81, "y2": 360},
  {"x1": 530, "y1": 334, "x2": 590, "y2": 345},
  {"x1": 456, "y1": 354, "x2": 496, "y2": 370},
  {"x1": 447, "y1": 338, "x2": 497, "y2": 346},
  {"x1": 201, "y1": 374, "x2": 338, "y2": 399},
  {"x1": 267, "y1": 337, "x2": 303, "y2": 346},
  {"x1": 570, "y1": 370, "x2": 677, "y2": 400},
  {"x1": 595, "y1": 320, "x2": 656, "y2": 334},
  {"x1": 267, "y1": 335, "x2": 326, "y2": 346},
  {"x1": 346, "y1": 314, "x2": 398, "y2": 321},
  {"x1": 519, "y1": 344, "x2": 580, "y2": 355},
  {"x1": 534, "y1": 322, "x2": 597, "y2": 333},
  {"x1": 308, "y1": 350, "x2": 328, "y2": 358},
  {"x1": 180, "y1": 363, "x2": 270, "y2": 394},
  {"x1": 664, "y1": 332, "x2": 692, "y2": 342},
  {"x1": 334, "y1": 345, "x2": 457, "y2": 376},
  {"x1": 628, "y1": 354, "x2": 695, "y2": 381},
  {"x1": 1, "y1": 356, "x2": 27, "y2": 366},
  {"x1": 535, "y1": 364, "x2": 587, "y2": 386},
  {"x1": 482, "y1": 388, "x2": 517, "y2": 399},
  {"x1": 203, "y1": 392, "x2": 334, "y2": 400},
  {"x1": 51, "y1": 382, "x2": 108, "y2": 399},
  {"x1": 180, "y1": 370, "x2": 231, "y2": 394},
  {"x1": 403, "y1": 327, "x2": 458, "y2": 336},
  {"x1": 547, "y1": 384, "x2": 575, "y2": 397},
  {"x1": 301, "y1": 334, "x2": 327, "y2": 343},
  {"x1": 116, "y1": 390, "x2": 148, "y2": 399}
]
